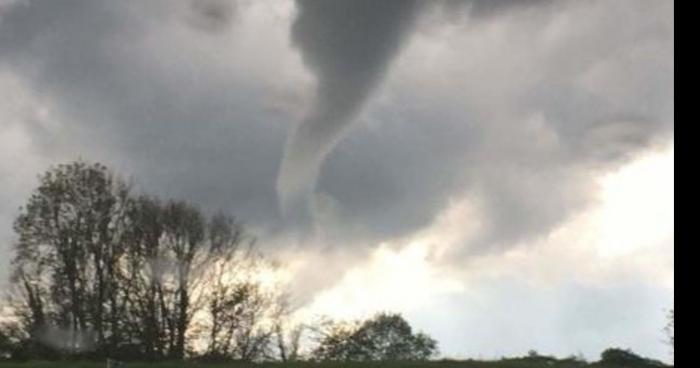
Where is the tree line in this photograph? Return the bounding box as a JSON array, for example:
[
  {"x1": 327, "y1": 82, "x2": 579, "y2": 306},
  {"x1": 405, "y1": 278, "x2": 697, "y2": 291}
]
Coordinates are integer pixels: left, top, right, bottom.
[
  {"x1": 0, "y1": 161, "x2": 673, "y2": 365},
  {"x1": 0, "y1": 161, "x2": 438, "y2": 363}
]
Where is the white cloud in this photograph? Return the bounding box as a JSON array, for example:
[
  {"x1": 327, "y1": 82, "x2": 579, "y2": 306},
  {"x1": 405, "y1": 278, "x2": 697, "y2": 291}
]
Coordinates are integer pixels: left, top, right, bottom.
[
  {"x1": 0, "y1": 71, "x2": 63, "y2": 270},
  {"x1": 297, "y1": 144, "x2": 674, "y2": 361}
]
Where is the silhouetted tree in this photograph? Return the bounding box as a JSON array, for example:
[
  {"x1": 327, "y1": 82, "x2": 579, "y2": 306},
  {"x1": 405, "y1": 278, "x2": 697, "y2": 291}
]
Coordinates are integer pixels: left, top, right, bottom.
[
  {"x1": 666, "y1": 309, "x2": 674, "y2": 348},
  {"x1": 188, "y1": 240, "x2": 291, "y2": 362},
  {"x1": 159, "y1": 200, "x2": 206, "y2": 359},
  {"x1": 0, "y1": 328, "x2": 13, "y2": 359},
  {"x1": 7, "y1": 162, "x2": 132, "y2": 356},
  {"x1": 310, "y1": 318, "x2": 359, "y2": 361},
  {"x1": 664, "y1": 308, "x2": 673, "y2": 361},
  {"x1": 2, "y1": 161, "x2": 287, "y2": 361},
  {"x1": 311, "y1": 313, "x2": 437, "y2": 362},
  {"x1": 599, "y1": 348, "x2": 667, "y2": 367},
  {"x1": 273, "y1": 303, "x2": 305, "y2": 363}
]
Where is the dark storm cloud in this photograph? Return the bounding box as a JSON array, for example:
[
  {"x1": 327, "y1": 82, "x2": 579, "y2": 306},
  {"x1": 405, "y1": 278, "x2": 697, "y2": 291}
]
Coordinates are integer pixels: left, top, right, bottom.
[
  {"x1": 277, "y1": 0, "x2": 422, "y2": 214},
  {"x1": 0, "y1": 0, "x2": 674, "y2": 261},
  {"x1": 0, "y1": 0, "x2": 288, "y2": 225},
  {"x1": 313, "y1": 0, "x2": 674, "y2": 251},
  {"x1": 276, "y1": 0, "x2": 560, "y2": 215},
  {"x1": 442, "y1": 0, "x2": 554, "y2": 19},
  {"x1": 0, "y1": 1, "x2": 674, "y2": 360},
  {"x1": 187, "y1": 0, "x2": 237, "y2": 33}
]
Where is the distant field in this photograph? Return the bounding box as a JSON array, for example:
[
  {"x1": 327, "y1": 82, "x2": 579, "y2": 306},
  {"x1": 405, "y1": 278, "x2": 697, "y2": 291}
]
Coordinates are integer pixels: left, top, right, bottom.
[{"x1": 0, "y1": 361, "x2": 625, "y2": 368}]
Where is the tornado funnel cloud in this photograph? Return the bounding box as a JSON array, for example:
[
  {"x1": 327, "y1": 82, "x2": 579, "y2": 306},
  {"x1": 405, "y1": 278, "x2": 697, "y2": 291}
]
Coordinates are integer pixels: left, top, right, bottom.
[{"x1": 277, "y1": 0, "x2": 421, "y2": 214}]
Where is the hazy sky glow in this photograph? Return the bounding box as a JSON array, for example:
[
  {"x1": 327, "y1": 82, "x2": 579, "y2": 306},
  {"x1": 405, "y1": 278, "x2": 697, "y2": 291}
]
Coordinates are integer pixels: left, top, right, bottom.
[{"x1": 0, "y1": 0, "x2": 673, "y2": 362}]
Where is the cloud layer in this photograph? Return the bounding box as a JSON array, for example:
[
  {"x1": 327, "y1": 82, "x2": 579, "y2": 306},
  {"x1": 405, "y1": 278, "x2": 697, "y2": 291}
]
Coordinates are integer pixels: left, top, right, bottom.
[
  {"x1": 277, "y1": 0, "x2": 421, "y2": 216},
  {"x1": 0, "y1": 0, "x2": 673, "y2": 249},
  {"x1": 0, "y1": 0, "x2": 673, "y2": 359}
]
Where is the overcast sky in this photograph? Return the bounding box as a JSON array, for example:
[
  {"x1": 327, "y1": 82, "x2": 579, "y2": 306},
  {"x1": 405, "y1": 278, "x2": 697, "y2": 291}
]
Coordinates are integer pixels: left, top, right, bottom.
[{"x1": 0, "y1": 0, "x2": 673, "y2": 362}]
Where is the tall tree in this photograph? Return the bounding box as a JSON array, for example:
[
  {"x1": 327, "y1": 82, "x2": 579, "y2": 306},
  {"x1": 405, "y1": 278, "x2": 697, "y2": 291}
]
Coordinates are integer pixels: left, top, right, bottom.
[
  {"x1": 3, "y1": 161, "x2": 289, "y2": 361},
  {"x1": 9, "y1": 162, "x2": 132, "y2": 355},
  {"x1": 188, "y1": 226, "x2": 287, "y2": 362},
  {"x1": 159, "y1": 201, "x2": 206, "y2": 359}
]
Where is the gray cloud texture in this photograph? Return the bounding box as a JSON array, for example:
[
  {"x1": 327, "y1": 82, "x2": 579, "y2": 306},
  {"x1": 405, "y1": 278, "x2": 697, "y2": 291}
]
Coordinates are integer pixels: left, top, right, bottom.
[
  {"x1": 0, "y1": 0, "x2": 289, "y2": 220},
  {"x1": 0, "y1": 0, "x2": 673, "y2": 272},
  {"x1": 314, "y1": 0, "x2": 673, "y2": 253},
  {"x1": 187, "y1": 0, "x2": 237, "y2": 33},
  {"x1": 277, "y1": 0, "x2": 421, "y2": 215},
  {"x1": 0, "y1": 0, "x2": 674, "y2": 360}
]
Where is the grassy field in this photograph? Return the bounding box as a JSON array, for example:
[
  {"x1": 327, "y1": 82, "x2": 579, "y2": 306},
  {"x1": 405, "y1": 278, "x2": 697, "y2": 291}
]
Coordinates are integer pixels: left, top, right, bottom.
[{"x1": 0, "y1": 360, "x2": 653, "y2": 368}]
